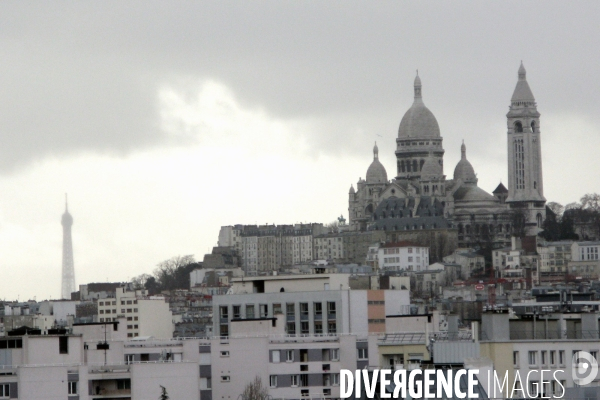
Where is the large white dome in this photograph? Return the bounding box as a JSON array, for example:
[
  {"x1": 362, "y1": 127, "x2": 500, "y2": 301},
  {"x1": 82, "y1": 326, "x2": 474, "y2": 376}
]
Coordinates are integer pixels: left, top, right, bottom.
[{"x1": 398, "y1": 75, "x2": 441, "y2": 138}]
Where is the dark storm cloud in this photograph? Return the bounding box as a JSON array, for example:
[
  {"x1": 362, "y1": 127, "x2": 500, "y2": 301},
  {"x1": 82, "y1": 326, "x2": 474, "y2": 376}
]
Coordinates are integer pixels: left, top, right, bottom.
[{"x1": 0, "y1": 1, "x2": 599, "y2": 171}]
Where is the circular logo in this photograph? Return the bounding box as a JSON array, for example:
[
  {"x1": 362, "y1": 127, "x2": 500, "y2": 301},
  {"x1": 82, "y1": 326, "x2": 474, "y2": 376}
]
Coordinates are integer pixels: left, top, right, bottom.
[
  {"x1": 572, "y1": 351, "x2": 599, "y2": 386},
  {"x1": 475, "y1": 284, "x2": 484, "y2": 291}
]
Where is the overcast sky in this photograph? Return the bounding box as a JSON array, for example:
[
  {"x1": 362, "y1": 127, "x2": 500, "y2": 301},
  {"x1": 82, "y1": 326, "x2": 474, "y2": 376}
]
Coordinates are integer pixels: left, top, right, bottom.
[{"x1": 1, "y1": 1, "x2": 599, "y2": 300}]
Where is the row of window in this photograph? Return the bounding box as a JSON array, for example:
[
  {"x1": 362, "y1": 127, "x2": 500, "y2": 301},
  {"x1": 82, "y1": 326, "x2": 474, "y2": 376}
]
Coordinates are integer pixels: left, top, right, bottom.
[
  {"x1": 271, "y1": 349, "x2": 340, "y2": 363},
  {"x1": 286, "y1": 321, "x2": 337, "y2": 335},
  {"x1": 515, "y1": 349, "x2": 598, "y2": 366},
  {"x1": 268, "y1": 373, "x2": 340, "y2": 388},
  {"x1": 98, "y1": 300, "x2": 138, "y2": 306},
  {"x1": 100, "y1": 308, "x2": 138, "y2": 314},
  {"x1": 221, "y1": 302, "x2": 337, "y2": 319}
]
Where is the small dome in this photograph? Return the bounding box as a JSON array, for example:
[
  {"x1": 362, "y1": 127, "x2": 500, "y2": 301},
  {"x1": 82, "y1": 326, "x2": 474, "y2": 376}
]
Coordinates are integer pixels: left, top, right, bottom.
[
  {"x1": 453, "y1": 142, "x2": 477, "y2": 184},
  {"x1": 366, "y1": 142, "x2": 388, "y2": 183},
  {"x1": 398, "y1": 73, "x2": 440, "y2": 138},
  {"x1": 421, "y1": 154, "x2": 442, "y2": 180}
]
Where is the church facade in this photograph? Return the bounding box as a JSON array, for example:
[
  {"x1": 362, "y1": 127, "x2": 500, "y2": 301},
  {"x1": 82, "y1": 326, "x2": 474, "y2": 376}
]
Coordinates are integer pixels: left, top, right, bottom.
[{"x1": 348, "y1": 63, "x2": 546, "y2": 248}]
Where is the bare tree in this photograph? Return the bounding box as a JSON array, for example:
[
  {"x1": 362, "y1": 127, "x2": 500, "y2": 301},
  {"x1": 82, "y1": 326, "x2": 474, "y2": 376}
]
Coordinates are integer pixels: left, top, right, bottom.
[
  {"x1": 241, "y1": 376, "x2": 268, "y2": 400},
  {"x1": 581, "y1": 193, "x2": 600, "y2": 212},
  {"x1": 325, "y1": 220, "x2": 340, "y2": 233},
  {"x1": 546, "y1": 202, "x2": 564, "y2": 218},
  {"x1": 131, "y1": 273, "x2": 152, "y2": 290},
  {"x1": 159, "y1": 385, "x2": 169, "y2": 400},
  {"x1": 153, "y1": 255, "x2": 197, "y2": 291},
  {"x1": 510, "y1": 208, "x2": 529, "y2": 237}
]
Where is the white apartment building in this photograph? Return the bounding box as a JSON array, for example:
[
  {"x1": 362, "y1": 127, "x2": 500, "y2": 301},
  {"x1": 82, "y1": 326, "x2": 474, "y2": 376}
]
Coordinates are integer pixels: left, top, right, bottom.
[
  {"x1": 211, "y1": 314, "x2": 379, "y2": 400},
  {"x1": 213, "y1": 286, "x2": 411, "y2": 337},
  {"x1": 537, "y1": 240, "x2": 574, "y2": 274},
  {"x1": 480, "y1": 311, "x2": 600, "y2": 398},
  {"x1": 313, "y1": 234, "x2": 345, "y2": 261},
  {"x1": 572, "y1": 241, "x2": 600, "y2": 261},
  {"x1": 97, "y1": 287, "x2": 173, "y2": 339},
  {"x1": 375, "y1": 241, "x2": 429, "y2": 271}
]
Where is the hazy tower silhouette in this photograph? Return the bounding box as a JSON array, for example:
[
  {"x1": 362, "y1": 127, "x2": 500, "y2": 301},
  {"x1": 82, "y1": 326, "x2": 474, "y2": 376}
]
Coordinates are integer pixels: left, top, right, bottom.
[{"x1": 61, "y1": 194, "x2": 75, "y2": 299}]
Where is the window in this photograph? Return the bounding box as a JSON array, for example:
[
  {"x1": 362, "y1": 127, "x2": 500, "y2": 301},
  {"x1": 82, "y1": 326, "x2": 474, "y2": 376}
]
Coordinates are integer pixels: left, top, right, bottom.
[
  {"x1": 287, "y1": 322, "x2": 296, "y2": 335},
  {"x1": 559, "y1": 350, "x2": 565, "y2": 365},
  {"x1": 541, "y1": 351, "x2": 547, "y2": 365},
  {"x1": 127, "y1": 316, "x2": 132, "y2": 321},
  {"x1": 273, "y1": 303, "x2": 282, "y2": 314},
  {"x1": 220, "y1": 306, "x2": 228, "y2": 319},
  {"x1": 315, "y1": 321, "x2": 323, "y2": 334},
  {"x1": 120, "y1": 300, "x2": 125, "y2": 305},
  {"x1": 286, "y1": 303, "x2": 295, "y2": 316},
  {"x1": 220, "y1": 351, "x2": 230, "y2": 357},
  {"x1": 550, "y1": 350, "x2": 556, "y2": 365},
  {"x1": 301, "y1": 321, "x2": 309, "y2": 335},
  {"x1": 127, "y1": 325, "x2": 133, "y2": 329},
  {"x1": 528, "y1": 351, "x2": 537, "y2": 365},
  {"x1": 260, "y1": 304, "x2": 268, "y2": 318},
  {"x1": 358, "y1": 348, "x2": 368, "y2": 360},
  {"x1": 127, "y1": 300, "x2": 132, "y2": 305},
  {"x1": 220, "y1": 325, "x2": 229, "y2": 338},
  {"x1": 126, "y1": 354, "x2": 135, "y2": 364},
  {"x1": 286, "y1": 350, "x2": 294, "y2": 362},
  {"x1": 327, "y1": 302, "x2": 336, "y2": 315},
  {"x1": 301, "y1": 389, "x2": 309, "y2": 397},
  {"x1": 323, "y1": 388, "x2": 331, "y2": 396},
  {"x1": 300, "y1": 349, "x2": 308, "y2": 362},
  {"x1": 0, "y1": 384, "x2": 9, "y2": 398},
  {"x1": 314, "y1": 302, "x2": 322, "y2": 316},
  {"x1": 68, "y1": 381, "x2": 78, "y2": 395},
  {"x1": 300, "y1": 303, "x2": 309, "y2": 317},
  {"x1": 272, "y1": 350, "x2": 281, "y2": 363},
  {"x1": 528, "y1": 380, "x2": 539, "y2": 398},
  {"x1": 300, "y1": 374, "x2": 308, "y2": 387},
  {"x1": 270, "y1": 375, "x2": 278, "y2": 388},
  {"x1": 324, "y1": 373, "x2": 331, "y2": 386},
  {"x1": 291, "y1": 375, "x2": 299, "y2": 386},
  {"x1": 117, "y1": 379, "x2": 131, "y2": 390},
  {"x1": 221, "y1": 376, "x2": 231, "y2": 382},
  {"x1": 331, "y1": 349, "x2": 339, "y2": 361},
  {"x1": 200, "y1": 377, "x2": 212, "y2": 390},
  {"x1": 133, "y1": 308, "x2": 138, "y2": 312},
  {"x1": 59, "y1": 336, "x2": 69, "y2": 354},
  {"x1": 99, "y1": 301, "x2": 104, "y2": 306},
  {"x1": 513, "y1": 351, "x2": 519, "y2": 366},
  {"x1": 328, "y1": 322, "x2": 337, "y2": 334}
]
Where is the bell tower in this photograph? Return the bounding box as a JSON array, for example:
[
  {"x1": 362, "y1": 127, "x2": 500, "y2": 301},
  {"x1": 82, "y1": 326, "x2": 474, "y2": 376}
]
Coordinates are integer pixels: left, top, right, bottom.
[{"x1": 506, "y1": 62, "x2": 546, "y2": 232}]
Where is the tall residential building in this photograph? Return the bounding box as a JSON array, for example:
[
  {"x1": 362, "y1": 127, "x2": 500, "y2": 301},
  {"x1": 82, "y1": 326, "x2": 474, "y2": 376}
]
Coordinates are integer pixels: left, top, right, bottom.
[{"x1": 61, "y1": 195, "x2": 76, "y2": 300}]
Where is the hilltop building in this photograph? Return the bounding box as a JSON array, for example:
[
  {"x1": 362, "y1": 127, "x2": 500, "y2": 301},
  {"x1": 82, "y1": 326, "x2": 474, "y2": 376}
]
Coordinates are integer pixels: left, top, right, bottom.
[{"x1": 349, "y1": 64, "x2": 546, "y2": 247}]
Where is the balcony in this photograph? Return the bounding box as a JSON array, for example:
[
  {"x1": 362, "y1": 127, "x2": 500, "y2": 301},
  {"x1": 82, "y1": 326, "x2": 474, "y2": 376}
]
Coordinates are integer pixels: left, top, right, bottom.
[{"x1": 90, "y1": 378, "x2": 131, "y2": 399}]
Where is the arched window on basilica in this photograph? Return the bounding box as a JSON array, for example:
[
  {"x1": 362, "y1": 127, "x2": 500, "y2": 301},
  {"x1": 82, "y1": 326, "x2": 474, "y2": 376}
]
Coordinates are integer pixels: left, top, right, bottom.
[
  {"x1": 514, "y1": 121, "x2": 523, "y2": 133},
  {"x1": 531, "y1": 121, "x2": 536, "y2": 133},
  {"x1": 537, "y1": 213, "x2": 543, "y2": 228}
]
